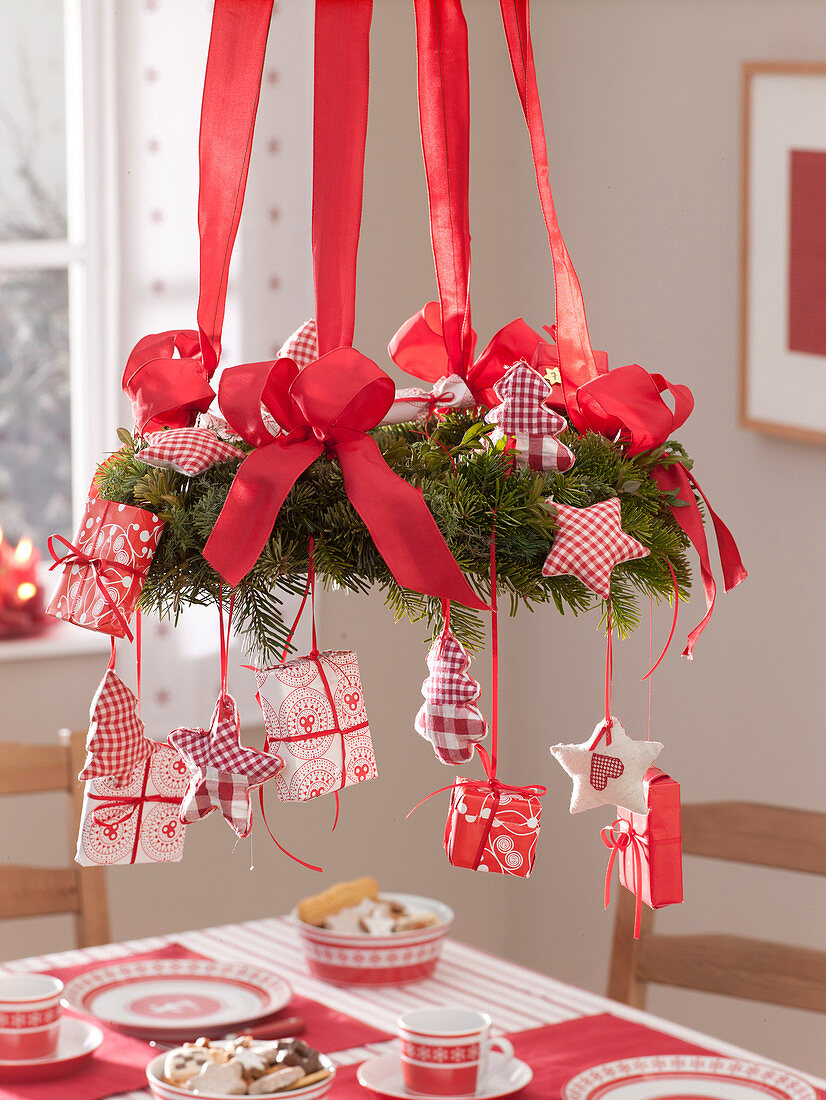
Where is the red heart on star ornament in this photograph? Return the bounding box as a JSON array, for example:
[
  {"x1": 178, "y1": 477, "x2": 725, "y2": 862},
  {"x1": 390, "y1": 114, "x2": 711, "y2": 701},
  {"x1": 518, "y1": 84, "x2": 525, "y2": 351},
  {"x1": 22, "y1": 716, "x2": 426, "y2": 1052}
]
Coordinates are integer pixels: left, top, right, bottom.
[{"x1": 589, "y1": 753, "x2": 625, "y2": 791}]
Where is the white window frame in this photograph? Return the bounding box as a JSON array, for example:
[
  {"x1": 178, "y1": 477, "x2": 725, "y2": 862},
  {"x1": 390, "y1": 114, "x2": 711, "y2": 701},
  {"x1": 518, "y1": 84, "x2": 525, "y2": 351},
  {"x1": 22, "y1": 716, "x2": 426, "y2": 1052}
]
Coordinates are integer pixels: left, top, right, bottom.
[{"x1": 0, "y1": 0, "x2": 120, "y2": 530}]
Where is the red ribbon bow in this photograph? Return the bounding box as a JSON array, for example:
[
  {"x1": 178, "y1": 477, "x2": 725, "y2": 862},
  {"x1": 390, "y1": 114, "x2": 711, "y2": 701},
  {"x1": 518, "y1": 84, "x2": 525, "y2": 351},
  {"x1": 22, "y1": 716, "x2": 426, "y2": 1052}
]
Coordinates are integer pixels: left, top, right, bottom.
[
  {"x1": 122, "y1": 331, "x2": 216, "y2": 436},
  {"x1": 47, "y1": 534, "x2": 139, "y2": 642},
  {"x1": 601, "y1": 817, "x2": 647, "y2": 939},
  {"x1": 202, "y1": 348, "x2": 487, "y2": 610},
  {"x1": 389, "y1": 301, "x2": 549, "y2": 409}
]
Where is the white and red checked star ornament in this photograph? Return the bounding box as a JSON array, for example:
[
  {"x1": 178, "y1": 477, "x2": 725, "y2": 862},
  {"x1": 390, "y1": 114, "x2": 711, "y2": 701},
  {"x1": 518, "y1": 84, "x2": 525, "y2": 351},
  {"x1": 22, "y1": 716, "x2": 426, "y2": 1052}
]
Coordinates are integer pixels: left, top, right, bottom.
[
  {"x1": 542, "y1": 497, "x2": 650, "y2": 599},
  {"x1": 485, "y1": 362, "x2": 575, "y2": 472},
  {"x1": 551, "y1": 716, "x2": 662, "y2": 815},
  {"x1": 169, "y1": 695, "x2": 283, "y2": 838},
  {"x1": 140, "y1": 427, "x2": 242, "y2": 477}
]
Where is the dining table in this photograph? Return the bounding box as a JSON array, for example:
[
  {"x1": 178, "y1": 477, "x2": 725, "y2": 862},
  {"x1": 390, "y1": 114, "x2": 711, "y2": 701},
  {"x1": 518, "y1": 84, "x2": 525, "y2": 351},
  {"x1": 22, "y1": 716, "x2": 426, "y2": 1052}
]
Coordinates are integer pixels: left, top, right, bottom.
[{"x1": 1, "y1": 916, "x2": 823, "y2": 1099}]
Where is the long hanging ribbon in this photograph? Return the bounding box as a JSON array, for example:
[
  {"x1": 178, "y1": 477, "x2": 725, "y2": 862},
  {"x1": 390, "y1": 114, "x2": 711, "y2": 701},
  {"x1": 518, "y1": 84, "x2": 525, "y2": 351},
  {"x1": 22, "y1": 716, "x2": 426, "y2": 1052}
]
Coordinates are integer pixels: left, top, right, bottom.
[
  {"x1": 123, "y1": 0, "x2": 274, "y2": 433},
  {"x1": 312, "y1": 0, "x2": 372, "y2": 355},
  {"x1": 601, "y1": 818, "x2": 646, "y2": 939},
  {"x1": 498, "y1": 0, "x2": 601, "y2": 415}
]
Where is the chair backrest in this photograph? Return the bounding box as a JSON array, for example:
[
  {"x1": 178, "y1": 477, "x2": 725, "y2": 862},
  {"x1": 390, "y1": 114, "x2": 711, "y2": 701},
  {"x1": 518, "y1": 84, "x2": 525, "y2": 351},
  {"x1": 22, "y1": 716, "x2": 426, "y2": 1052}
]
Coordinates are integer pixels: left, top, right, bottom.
[
  {"x1": 607, "y1": 801, "x2": 826, "y2": 1012},
  {"x1": 0, "y1": 731, "x2": 110, "y2": 951}
]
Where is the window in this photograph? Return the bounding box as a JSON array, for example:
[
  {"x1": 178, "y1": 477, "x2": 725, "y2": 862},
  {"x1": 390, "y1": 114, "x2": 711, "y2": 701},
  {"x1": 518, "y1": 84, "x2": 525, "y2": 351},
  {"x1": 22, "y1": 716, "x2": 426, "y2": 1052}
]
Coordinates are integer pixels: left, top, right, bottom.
[{"x1": 0, "y1": 0, "x2": 118, "y2": 555}]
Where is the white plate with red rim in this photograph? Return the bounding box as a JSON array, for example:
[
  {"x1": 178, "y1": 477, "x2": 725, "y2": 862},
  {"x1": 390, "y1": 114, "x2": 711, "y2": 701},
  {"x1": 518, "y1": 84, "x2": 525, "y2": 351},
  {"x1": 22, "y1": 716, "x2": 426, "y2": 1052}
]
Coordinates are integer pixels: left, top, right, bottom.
[
  {"x1": 63, "y1": 959, "x2": 291, "y2": 1040},
  {"x1": 0, "y1": 1018, "x2": 103, "y2": 1083},
  {"x1": 563, "y1": 1055, "x2": 818, "y2": 1100},
  {"x1": 356, "y1": 1050, "x2": 533, "y2": 1099}
]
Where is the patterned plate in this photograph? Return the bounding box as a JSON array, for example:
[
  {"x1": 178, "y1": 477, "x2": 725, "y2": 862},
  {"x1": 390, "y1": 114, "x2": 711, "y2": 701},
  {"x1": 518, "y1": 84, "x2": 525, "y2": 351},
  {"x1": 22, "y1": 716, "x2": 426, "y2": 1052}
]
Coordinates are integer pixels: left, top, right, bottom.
[
  {"x1": 563, "y1": 1055, "x2": 817, "y2": 1100},
  {"x1": 63, "y1": 959, "x2": 291, "y2": 1039}
]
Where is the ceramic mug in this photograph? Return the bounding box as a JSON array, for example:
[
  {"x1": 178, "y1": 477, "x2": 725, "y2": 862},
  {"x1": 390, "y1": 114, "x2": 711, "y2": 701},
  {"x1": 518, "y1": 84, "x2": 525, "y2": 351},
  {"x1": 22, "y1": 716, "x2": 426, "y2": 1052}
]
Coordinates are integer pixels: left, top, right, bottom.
[
  {"x1": 398, "y1": 1006, "x2": 514, "y2": 1096},
  {"x1": 0, "y1": 975, "x2": 63, "y2": 1061}
]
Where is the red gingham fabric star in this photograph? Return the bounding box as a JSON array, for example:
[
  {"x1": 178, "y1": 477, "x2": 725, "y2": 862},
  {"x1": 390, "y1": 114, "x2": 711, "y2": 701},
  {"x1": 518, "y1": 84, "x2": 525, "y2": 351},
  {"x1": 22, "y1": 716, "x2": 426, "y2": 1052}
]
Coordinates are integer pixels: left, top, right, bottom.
[
  {"x1": 486, "y1": 362, "x2": 575, "y2": 472},
  {"x1": 140, "y1": 427, "x2": 242, "y2": 476},
  {"x1": 169, "y1": 695, "x2": 283, "y2": 838},
  {"x1": 542, "y1": 497, "x2": 649, "y2": 598},
  {"x1": 79, "y1": 669, "x2": 152, "y2": 782},
  {"x1": 415, "y1": 629, "x2": 487, "y2": 765},
  {"x1": 278, "y1": 319, "x2": 318, "y2": 368}
]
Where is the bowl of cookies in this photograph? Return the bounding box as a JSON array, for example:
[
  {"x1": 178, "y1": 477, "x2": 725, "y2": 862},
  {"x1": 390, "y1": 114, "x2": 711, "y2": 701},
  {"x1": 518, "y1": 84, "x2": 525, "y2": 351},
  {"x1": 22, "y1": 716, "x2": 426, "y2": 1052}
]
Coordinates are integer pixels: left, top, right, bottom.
[
  {"x1": 293, "y1": 876, "x2": 453, "y2": 986},
  {"x1": 146, "y1": 1036, "x2": 335, "y2": 1099}
]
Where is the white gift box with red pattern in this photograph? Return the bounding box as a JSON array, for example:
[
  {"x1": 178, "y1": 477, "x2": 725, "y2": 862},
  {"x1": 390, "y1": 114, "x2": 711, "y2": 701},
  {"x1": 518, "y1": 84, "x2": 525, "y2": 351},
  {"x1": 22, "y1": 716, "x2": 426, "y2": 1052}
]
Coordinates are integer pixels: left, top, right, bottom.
[
  {"x1": 254, "y1": 649, "x2": 377, "y2": 802},
  {"x1": 76, "y1": 741, "x2": 189, "y2": 866}
]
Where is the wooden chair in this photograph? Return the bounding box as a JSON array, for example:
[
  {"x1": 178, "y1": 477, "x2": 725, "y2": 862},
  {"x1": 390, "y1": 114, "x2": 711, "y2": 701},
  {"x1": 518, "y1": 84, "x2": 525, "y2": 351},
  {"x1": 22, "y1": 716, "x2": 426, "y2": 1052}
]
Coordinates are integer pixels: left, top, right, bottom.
[
  {"x1": 607, "y1": 801, "x2": 826, "y2": 1013},
  {"x1": 0, "y1": 731, "x2": 110, "y2": 950}
]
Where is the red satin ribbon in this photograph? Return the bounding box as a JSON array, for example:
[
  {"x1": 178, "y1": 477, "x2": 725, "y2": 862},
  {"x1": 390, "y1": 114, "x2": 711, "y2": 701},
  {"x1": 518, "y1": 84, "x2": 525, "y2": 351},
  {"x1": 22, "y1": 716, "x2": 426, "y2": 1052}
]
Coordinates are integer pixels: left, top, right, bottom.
[
  {"x1": 47, "y1": 534, "x2": 138, "y2": 642},
  {"x1": 499, "y1": 0, "x2": 602, "y2": 416},
  {"x1": 312, "y1": 0, "x2": 372, "y2": 355},
  {"x1": 389, "y1": 303, "x2": 549, "y2": 408},
  {"x1": 204, "y1": 350, "x2": 487, "y2": 608},
  {"x1": 123, "y1": 0, "x2": 273, "y2": 433},
  {"x1": 601, "y1": 817, "x2": 646, "y2": 939}
]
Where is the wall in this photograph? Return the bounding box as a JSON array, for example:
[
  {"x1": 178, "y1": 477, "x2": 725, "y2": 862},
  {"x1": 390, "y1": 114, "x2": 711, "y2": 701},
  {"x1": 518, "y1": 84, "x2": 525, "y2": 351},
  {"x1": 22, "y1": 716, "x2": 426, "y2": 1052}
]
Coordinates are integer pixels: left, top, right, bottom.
[{"x1": 1, "y1": 0, "x2": 823, "y2": 1077}]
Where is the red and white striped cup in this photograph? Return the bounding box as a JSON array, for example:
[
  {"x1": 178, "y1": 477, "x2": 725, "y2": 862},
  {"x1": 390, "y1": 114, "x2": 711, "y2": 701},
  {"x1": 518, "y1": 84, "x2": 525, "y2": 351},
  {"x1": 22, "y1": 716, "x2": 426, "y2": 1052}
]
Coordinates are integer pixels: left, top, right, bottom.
[
  {"x1": 398, "y1": 1006, "x2": 514, "y2": 1096},
  {"x1": 0, "y1": 975, "x2": 63, "y2": 1061}
]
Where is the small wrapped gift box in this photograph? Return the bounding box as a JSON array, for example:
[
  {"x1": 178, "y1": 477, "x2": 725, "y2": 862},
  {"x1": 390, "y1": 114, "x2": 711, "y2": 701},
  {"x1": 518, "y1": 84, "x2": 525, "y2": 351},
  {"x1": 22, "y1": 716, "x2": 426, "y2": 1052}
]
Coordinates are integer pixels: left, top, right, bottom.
[
  {"x1": 76, "y1": 741, "x2": 189, "y2": 866},
  {"x1": 444, "y1": 774, "x2": 544, "y2": 877},
  {"x1": 47, "y1": 497, "x2": 164, "y2": 640},
  {"x1": 602, "y1": 766, "x2": 683, "y2": 936},
  {"x1": 255, "y1": 649, "x2": 377, "y2": 802}
]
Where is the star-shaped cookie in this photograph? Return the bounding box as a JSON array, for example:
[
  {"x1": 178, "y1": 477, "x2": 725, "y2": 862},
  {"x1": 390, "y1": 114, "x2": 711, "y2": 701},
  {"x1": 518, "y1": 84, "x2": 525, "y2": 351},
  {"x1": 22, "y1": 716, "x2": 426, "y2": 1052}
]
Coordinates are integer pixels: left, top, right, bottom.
[
  {"x1": 169, "y1": 695, "x2": 283, "y2": 838},
  {"x1": 542, "y1": 497, "x2": 649, "y2": 598},
  {"x1": 551, "y1": 716, "x2": 663, "y2": 815}
]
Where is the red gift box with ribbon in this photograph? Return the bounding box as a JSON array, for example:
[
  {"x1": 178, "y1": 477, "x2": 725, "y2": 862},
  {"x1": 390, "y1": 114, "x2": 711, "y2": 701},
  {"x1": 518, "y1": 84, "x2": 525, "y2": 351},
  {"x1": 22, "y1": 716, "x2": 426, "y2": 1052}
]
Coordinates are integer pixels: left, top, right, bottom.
[
  {"x1": 602, "y1": 766, "x2": 683, "y2": 936},
  {"x1": 444, "y1": 751, "x2": 544, "y2": 877},
  {"x1": 46, "y1": 496, "x2": 164, "y2": 641}
]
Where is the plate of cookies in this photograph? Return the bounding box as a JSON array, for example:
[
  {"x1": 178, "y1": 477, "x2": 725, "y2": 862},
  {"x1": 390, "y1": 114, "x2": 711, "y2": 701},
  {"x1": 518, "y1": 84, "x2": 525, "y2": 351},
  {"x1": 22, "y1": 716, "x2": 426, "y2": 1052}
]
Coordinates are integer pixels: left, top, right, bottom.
[
  {"x1": 147, "y1": 1036, "x2": 335, "y2": 1099},
  {"x1": 293, "y1": 877, "x2": 453, "y2": 986}
]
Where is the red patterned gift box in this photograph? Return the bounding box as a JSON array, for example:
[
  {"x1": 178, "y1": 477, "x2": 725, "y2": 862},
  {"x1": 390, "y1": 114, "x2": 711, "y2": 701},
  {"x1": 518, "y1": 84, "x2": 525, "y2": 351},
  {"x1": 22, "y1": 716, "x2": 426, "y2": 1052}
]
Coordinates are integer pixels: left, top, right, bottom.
[
  {"x1": 444, "y1": 774, "x2": 543, "y2": 877},
  {"x1": 47, "y1": 497, "x2": 164, "y2": 640},
  {"x1": 254, "y1": 649, "x2": 377, "y2": 802},
  {"x1": 76, "y1": 741, "x2": 189, "y2": 866}
]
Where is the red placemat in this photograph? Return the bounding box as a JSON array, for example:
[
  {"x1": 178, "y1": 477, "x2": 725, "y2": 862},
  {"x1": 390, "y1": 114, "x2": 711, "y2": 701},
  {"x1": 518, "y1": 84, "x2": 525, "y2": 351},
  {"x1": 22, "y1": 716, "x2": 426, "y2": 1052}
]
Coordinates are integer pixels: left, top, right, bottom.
[
  {"x1": 332, "y1": 1012, "x2": 822, "y2": 1099},
  {"x1": 0, "y1": 942, "x2": 390, "y2": 1100}
]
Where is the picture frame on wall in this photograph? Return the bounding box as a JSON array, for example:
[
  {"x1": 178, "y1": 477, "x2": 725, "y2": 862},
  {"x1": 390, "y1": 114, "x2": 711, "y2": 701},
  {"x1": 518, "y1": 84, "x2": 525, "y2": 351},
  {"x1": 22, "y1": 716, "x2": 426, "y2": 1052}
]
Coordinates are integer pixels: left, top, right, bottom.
[{"x1": 740, "y1": 62, "x2": 826, "y2": 444}]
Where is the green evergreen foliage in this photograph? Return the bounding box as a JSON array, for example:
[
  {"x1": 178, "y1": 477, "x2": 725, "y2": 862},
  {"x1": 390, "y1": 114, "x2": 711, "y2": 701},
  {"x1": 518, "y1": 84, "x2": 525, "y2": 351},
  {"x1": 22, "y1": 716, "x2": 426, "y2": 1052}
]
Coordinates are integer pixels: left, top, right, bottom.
[{"x1": 97, "y1": 414, "x2": 694, "y2": 663}]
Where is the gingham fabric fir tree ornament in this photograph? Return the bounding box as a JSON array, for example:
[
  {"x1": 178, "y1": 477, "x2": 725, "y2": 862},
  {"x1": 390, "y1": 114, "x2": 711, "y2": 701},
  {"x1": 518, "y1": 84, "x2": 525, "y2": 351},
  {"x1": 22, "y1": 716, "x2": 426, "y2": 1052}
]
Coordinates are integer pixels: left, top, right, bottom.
[
  {"x1": 415, "y1": 604, "x2": 487, "y2": 765},
  {"x1": 542, "y1": 497, "x2": 650, "y2": 598},
  {"x1": 485, "y1": 362, "x2": 575, "y2": 472},
  {"x1": 79, "y1": 661, "x2": 151, "y2": 781},
  {"x1": 551, "y1": 716, "x2": 663, "y2": 815},
  {"x1": 169, "y1": 695, "x2": 283, "y2": 838}
]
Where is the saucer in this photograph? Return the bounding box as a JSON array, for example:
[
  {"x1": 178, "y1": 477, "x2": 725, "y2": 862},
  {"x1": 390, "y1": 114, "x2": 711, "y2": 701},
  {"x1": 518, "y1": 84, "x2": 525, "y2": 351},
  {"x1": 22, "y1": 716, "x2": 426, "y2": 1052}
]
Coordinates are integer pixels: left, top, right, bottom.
[
  {"x1": 357, "y1": 1050, "x2": 533, "y2": 1099},
  {"x1": 0, "y1": 1017, "x2": 103, "y2": 1082}
]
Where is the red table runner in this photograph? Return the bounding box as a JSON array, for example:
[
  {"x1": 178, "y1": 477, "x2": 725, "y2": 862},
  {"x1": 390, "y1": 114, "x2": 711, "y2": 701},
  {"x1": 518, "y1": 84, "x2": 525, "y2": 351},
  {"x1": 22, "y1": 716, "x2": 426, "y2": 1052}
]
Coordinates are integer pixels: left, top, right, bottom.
[
  {"x1": 0, "y1": 943, "x2": 390, "y2": 1100},
  {"x1": 331, "y1": 1012, "x2": 823, "y2": 1099}
]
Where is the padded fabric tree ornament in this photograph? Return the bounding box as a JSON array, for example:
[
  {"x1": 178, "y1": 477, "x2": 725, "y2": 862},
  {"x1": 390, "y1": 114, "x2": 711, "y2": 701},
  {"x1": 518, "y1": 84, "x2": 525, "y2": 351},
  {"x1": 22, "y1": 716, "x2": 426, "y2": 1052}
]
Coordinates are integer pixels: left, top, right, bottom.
[
  {"x1": 139, "y1": 428, "x2": 243, "y2": 477},
  {"x1": 415, "y1": 603, "x2": 487, "y2": 765},
  {"x1": 551, "y1": 716, "x2": 663, "y2": 816},
  {"x1": 79, "y1": 657, "x2": 151, "y2": 781},
  {"x1": 485, "y1": 362, "x2": 575, "y2": 472}
]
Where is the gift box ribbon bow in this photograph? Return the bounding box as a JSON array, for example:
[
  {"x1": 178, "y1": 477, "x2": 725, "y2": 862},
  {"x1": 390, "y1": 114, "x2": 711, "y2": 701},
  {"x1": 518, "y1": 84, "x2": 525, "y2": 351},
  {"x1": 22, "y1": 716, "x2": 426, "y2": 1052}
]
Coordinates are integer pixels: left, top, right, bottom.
[
  {"x1": 47, "y1": 534, "x2": 141, "y2": 642},
  {"x1": 202, "y1": 348, "x2": 486, "y2": 610},
  {"x1": 601, "y1": 817, "x2": 647, "y2": 939}
]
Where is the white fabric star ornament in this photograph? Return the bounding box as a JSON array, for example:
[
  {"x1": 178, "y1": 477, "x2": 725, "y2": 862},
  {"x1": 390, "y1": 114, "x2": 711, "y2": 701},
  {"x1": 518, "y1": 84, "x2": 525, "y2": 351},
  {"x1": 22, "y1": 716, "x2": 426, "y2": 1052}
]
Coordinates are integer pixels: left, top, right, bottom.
[
  {"x1": 551, "y1": 716, "x2": 663, "y2": 815},
  {"x1": 542, "y1": 497, "x2": 649, "y2": 599}
]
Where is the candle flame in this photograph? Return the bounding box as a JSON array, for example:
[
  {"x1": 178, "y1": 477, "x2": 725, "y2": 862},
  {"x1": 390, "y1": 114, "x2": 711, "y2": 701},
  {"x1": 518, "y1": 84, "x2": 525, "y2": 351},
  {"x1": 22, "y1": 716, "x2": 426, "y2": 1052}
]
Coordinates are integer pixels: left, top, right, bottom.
[
  {"x1": 14, "y1": 537, "x2": 33, "y2": 563},
  {"x1": 17, "y1": 582, "x2": 37, "y2": 602},
  {"x1": 0, "y1": 526, "x2": 4, "y2": 546}
]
